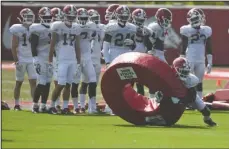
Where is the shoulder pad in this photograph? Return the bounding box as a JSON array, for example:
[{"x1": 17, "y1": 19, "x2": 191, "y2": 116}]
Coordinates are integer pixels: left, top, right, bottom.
[
  {"x1": 9, "y1": 24, "x2": 24, "y2": 35},
  {"x1": 105, "y1": 22, "x2": 118, "y2": 33},
  {"x1": 50, "y1": 21, "x2": 62, "y2": 32},
  {"x1": 202, "y1": 25, "x2": 212, "y2": 38},
  {"x1": 29, "y1": 23, "x2": 45, "y2": 34},
  {"x1": 148, "y1": 22, "x2": 161, "y2": 31},
  {"x1": 180, "y1": 25, "x2": 191, "y2": 37},
  {"x1": 184, "y1": 73, "x2": 199, "y2": 88},
  {"x1": 127, "y1": 22, "x2": 137, "y2": 32}
]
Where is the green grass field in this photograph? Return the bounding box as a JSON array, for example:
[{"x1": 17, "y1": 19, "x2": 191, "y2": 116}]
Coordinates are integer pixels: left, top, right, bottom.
[{"x1": 2, "y1": 68, "x2": 229, "y2": 148}]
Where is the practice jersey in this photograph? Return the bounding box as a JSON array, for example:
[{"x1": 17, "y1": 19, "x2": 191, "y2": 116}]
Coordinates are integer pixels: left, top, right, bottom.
[
  {"x1": 51, "y1": 21, "x2": 81, "y2": 62},
  {"x1": 180, "y1": 25, "x2": 212, "y2": 63},
  {"x1": 104, "y1": 22, "x2": 137, "y2": 51},
  {"x1": 91, "y1": 23, "x2": 105, "y2": 64},
  {"x1": 29, "y1": 23, "x2": 51, "y2": 62},
  {"x1": 78, "y1": 21, "x2": 97, "y2": 59},
  {"x1": 133, "y1": 26, "x2": 147, "y2": 53},
  {"x1": 147, "y1": 22, "x2": 167, "y2": 51},
  {"x1": 9, "y1": 24, "x2": 33, "y2": 63}
]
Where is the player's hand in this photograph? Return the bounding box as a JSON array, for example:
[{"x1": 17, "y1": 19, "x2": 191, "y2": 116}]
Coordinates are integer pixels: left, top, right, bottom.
[
  {"x1": 206, "y1": 64, "x2": 212, "y2": 74},
  {"x1": 15, "y1": 61, "x2": 23, "y2": 72},
  {"x1": 76, "y1": 63, "x2": 81, "y2": 74},
  {"x1": 91, "y1": 31, "x2": 96, "y2": 38},
  {"x1": 147, "y1": 49, "x2": 156, "y2": 56},
  {"x1": 33, "y1": 57, "x2": 41, "y2": 75},
  {"x1": 47, "y1": 63, "x2": 53, "y2": 77},
  {"x1": 155, "y1": 91, "x2": 163, "y2": 103}
]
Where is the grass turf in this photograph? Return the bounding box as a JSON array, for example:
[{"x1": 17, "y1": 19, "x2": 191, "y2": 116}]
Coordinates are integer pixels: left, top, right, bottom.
[
  {"x1": 2, "y1": 110, "x2": 229, "y2": 148},
  {"x1": 2, "y1": 68, "x2": 229, "y2": 148}
]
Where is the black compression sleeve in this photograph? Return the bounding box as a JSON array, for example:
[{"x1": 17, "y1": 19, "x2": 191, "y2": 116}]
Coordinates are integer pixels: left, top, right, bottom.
[{"x1": 31, "y1": 33, "x2": 39, "y2": 57}]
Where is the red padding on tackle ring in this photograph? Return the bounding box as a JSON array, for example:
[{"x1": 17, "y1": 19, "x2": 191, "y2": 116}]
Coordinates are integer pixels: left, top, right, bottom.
[{"x1": 101, "y1": 52, "x2": 187, "y2": 125}]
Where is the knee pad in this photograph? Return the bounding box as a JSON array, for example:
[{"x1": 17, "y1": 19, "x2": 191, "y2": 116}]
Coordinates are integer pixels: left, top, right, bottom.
[
  {"x1": 101, "y1": 52, "x2": 188, "y2": 125},
  {"x1": 71, "y1": 83, "x2": 79, "y2": 98},
  {"x1": 196, "y1": 83, "x2": 203, "y2": 92},
  {"x1": 79, "y1": 82, "x2": 88, "y2": 94},
  {"x1": 88, "y1": 82, "x2": 97, "y2": 98}
]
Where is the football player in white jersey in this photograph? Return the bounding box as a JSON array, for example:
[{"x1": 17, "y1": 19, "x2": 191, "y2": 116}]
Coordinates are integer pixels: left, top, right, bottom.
[
  {"x1": 77, "y1": 9, "x2": 105, "y2": 114},
  {"x1": 180, "y1": 8, "x2": 213, "y2": 99},
  {"x1": 50, "y1": 7, "x2": 64, "y2": 111},
  {"x1": 131, "y1": 8, "x2": 147, "y2": 96},
  {"x1": 103, "y1": 5, "x2": 137, "y2": 115},
  {"x1": 48, "y1": 5, "x2": 81, "y2": 114},
  {"x1": 9, "y1": 8, "x2": 37, "y2": 111},
  {"x1": 30, "y1": 7, "x2": 53, "y2": 113},
  {"x1": 71, "y1": 8, "x2": 97, "y2": 114},
  {"x1": 105, "y1": 4, "x2": 119, "y2": 24},
  {"x1": 144, "y1": 8, "x2": 173, "y2": 98}
]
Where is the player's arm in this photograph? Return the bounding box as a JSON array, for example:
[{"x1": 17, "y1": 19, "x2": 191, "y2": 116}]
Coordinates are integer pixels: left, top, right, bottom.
[
  {"x1": 30, "y1": 33, "x2": 39, "y2": 57},
  {"x1": 11, "y1": 34, "x2": 19, "y2": 63},
  {"x1": 206, "y1": 37, "x2": 213, "y2": 73},
  {"x1": 49, "y1": 32, "x2": 57, "y2": 63},
  {"x1": 102, "y1": 33, "x2": 112, "y2": 65},
  {"x1": 74, "y1": 35, "x2": 81, "y2": 64},
  {"x1": 180, "y1": 35, "x2": 188, "y2": 56}
]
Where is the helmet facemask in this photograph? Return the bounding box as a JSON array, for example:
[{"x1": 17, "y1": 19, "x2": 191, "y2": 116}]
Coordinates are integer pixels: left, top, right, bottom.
[
  {"x1": 160, "y1": 17, "x2": 172, "y2": 29},
  {"x1": 133, "y1": 17, "x2": 145, "y2": 27},
  {"x1": 90, "y1": 15, "x2": 100, "y2": 24},
  {"x1": 78, "y1": 16, "x2": 89, "y2": 25},
  {"x1": 22, "y1": 14, "x2": 35, "y2": 25},
  {"x1": 117, "y1": 13, "x2": 129, "y2": 26},
  {"x1": 39, "y1": 15, "x2": 52, "y2": 25},
  {"x1": 64, "y1": 15, "x2": 76, "y2": 25},
  {"x1": 175, "y1": 64, "x2": 191, "y2": 81}
]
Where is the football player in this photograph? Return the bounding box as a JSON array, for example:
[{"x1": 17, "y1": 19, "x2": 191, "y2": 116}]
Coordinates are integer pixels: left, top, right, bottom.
[
  {"x1": 180, "y1": 8, "x2": 213, "y2": 99},
  {"x1": 144, "y1": 8, "x2": 173, "y2": 98},
  {"x1": 50, "y1": 7, "x2": 64, "y2": 111},
  {"x1": 30, "y1": 7, "x2": 53, "y2": 113},
  {"x1": 102, "y1": 5, "x2": 137, "y2": 115},
  {"x1": 131, "y1": 8, "x2": 148, "y2": 96},
  {"x1": 9, "y1": 8, "x2": 37, "y2": 111},
  {"x1": 105, "y1": 4, "x2": 119, "y2": 24},
  {"x1": 71, "y1": 8, "x2": 97, "y2": 114},
  {"x1": 146, "y1": 57, "x2": 217, "y2": 126},
  {"x1": 77, "y1": 9, "x2": 105, "y2": 114},
  {"x1": 48, "y1": 5, "x2": 81, "y2": 114}
]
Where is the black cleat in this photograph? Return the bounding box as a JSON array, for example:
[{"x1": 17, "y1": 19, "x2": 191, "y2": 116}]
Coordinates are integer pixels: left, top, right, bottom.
[
  {"x1": 80, "y1": 108, "x2": 86, "y2": 113},
  {"x1": 14, "y1": 105, "x2": 22, "y2": 111},
  {"x1": 204, "y1": 118, "x2": 217, "y2": 127},
  {"x1": 61, "y1": 108, "x2": 73, "y2": 115},
  {"x1": 49, "y1": 107, "x2": 57, "y2": 114},
  {"x1": 39, "y1": 107, "x2": 48, "y2": 113},
  {"x1": 73, "y1": 108, "x2": 80, "y2": 114},
  {"x1": 32, "y1": 106, "x2": 39, "y2": 113}
]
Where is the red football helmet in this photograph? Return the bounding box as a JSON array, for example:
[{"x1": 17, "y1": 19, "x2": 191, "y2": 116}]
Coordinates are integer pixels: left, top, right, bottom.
[
  {"x1": 77, "y1": 8, "x2": 89, "y2": 25},
  {"x1": 88, "y1": 9, "x2": 100, "y2": 24},
  {"x1": 187, "y1": 8, "x2": 205, "y2": 28},
  {"x1": 132, "y1": 8, "x2": 147, "y2": 27},
  {"x1": 115, "y1": 5, "x2": 131, "y2": 26},
  {"x1": 18, "y1": 8, "x2": 35, "y2": 25},
  {"x1": 38, "y1": 7, "x2": 52, "y2": 24},
  {"x1": 105, "y1": 4, "x2": 119, "y2": 21},
  {"x1": 62, "y1": 5, "x2": 77, "y2": 25},
  {"x1": 51, "y1": 7, "x2": 63, "y2": 22},
  {"x1": 155, "y1": 8, "x2": 172, "y2": 29},
  {"x1": 172, "y1": 57, "x2": 191, "y2": 81}
]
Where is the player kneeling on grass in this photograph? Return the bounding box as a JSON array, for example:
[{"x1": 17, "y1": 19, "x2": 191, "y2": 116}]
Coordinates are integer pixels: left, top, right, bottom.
[
  {"x1": 30, "y1": 7, "x2": 53, "y2": 113},
  {"x1": 145, "y1": 57, "x2": 217, "y2": 126}
]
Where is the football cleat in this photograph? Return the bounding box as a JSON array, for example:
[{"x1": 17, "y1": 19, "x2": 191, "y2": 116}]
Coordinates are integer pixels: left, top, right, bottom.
[
  {"x1": 80, "y1": 108, "x2": 86, "y2": 113},
  {"x1": 204, "y1": 118, "x2": 217, "y2": 127},
  {"x1": 61, "y1": 108, "x2": 73, "y2": 115},
  {"x1": 14, "y1": 105, "x2": 22, "y2": 111},
  {"x1": 32, "y1": 106, "x2": 39, "y2": 113},
  {"x1": 39, "y1": 106, "x2": 48, "y2": 113},
  {"x1": 48, "y1": 107, "x2": 57, "y2": 114},
  {"x1": 73, "y1": 108, "x2": 80, "y2": 114}
]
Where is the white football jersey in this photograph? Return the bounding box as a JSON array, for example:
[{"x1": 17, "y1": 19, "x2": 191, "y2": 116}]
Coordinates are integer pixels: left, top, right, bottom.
[
  {"x1": 29, "y1": 23, "x2": 51, "y2": 62},
  {"x1": 78, "y1": 21, "x2": 97, "y2": 59},
  {"x1": 51, "y1": 21, "x2": 81, "y2": 62},
  {"x1": 134, "y1": 26, "x2": 146, "y2": 53},
  {"x1": 91, "y1": 23, "x2": 105, "y2": 64},
  {"x1": 105, "y1": 22, "x2": 137, "y2": 51},
  {"x1": 180, "y1": 25, "x2": 212, "y2": 63},
  {"x1": 148, "y1": 22, "x2": 167, "y2": 51},
  {"x1": 9, "y1": 24, "x2": 33, "y2": 63}
]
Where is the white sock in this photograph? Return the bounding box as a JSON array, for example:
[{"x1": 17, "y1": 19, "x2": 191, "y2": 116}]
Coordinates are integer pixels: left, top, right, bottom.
[
  {"x1": 63, "y1": 100, "x2": 69, "y2": 109},
  {"x1": 55, "y1": 97, "x2": 60, "y2": 106},
  {"x1": 197, "y1": 91, "x2": 203, "y2": 99},
  {"x1": 50, "y1": 100, "x2": 55, "y2": 108},
  {"x1": 90, "y1": 97, "x2": 96, "y2": 111},
  {"x1": 149, "y1": 94, "x2": 155, "y2": 98},
  {"x1": 15, "y1": 99, "x2": 20, "y2": 105},
  {"x1": 72, "y1": 97, "x2": 78, "y2": 109},
  {"x1": 80, "y1": 94, "x2": 86, "y2": 108}
]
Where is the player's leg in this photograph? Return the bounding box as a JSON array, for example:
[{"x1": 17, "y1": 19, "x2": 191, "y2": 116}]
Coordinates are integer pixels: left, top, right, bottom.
[
  {"x1": 190, "y1": 94, "x2": 217, "y2": 126},
  {"x1": 194, "y1": 63, "x2": 205, "y2": 99},
  {"x1": 53, "y1": 57, "x2": 61, "y2": 110},
  {"x1": 79, "y1": 69, "x2": 88, "y2": 113},
  {"x1": 61, "y1": 83, "x2": 71, "y2": 114},
  {"x1": 49, "y1": 63, "x2": 68, "y2": 114},
  {"x1": 14, "y1": 63, "x2": 26, "y2": 110}
]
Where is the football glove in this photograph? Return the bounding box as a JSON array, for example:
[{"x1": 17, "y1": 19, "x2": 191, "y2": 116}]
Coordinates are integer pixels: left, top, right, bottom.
[
  {"x1": 147, "y1": 49, "x2": 156, "y2": 56},
  {"x1": 76, "y1": 63, "x2": 81, "y2": 74},
  {"x1": 47, "y1": 63, "x2": 53, "y2": 77},
  {"x1": 206, "y1": 54, "x2": 213, "y2": 74},
  {"x1": 33, "y1": 57, "x2": 41, "y2": 75},
  {"x1": 15, "y1": 62, "x2": 23, "y2": 72},
  {"x1": 155, "y1": 91, "x2": 163, "y2": 103},
  {"x1": 206, "y1": 64, "x2": 212, "y2": 74}
]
